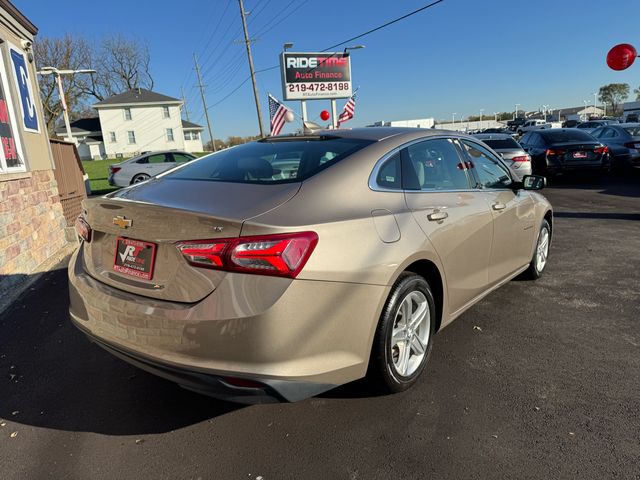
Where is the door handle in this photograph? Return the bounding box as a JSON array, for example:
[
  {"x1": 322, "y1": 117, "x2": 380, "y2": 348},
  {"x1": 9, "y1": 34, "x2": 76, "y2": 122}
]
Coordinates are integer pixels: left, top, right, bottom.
[
  {"x1": 427, "y1": 211, "x2": 448, "y2": 221},
  {"x1": 492, "y1": 203, "x2": 506, "y2": 211}
]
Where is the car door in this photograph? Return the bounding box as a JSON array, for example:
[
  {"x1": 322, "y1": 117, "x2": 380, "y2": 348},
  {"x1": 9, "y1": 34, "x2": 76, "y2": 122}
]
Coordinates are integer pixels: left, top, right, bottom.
[
  {"x1": 459, "y1": 139, "x2": 536, "y2": 286},
  {"x1": 402, "y1": 137, "x2": 494, "y2": 314},
  {"x1": 521, "y1": 132, "x2": 547, "y2": 174}
]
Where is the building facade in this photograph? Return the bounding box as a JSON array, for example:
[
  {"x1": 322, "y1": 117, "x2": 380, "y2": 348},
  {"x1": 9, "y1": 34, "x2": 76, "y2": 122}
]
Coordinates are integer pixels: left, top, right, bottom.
[
  {"x1": 0, "y1": 0, "x2": 68, "y2": 302},
  {"x1": 56, "y1": 90, "x2": 204, "y2": 159}
]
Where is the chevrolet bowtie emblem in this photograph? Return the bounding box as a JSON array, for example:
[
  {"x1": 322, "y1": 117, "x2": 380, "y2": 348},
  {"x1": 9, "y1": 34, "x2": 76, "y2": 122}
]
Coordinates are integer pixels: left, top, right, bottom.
[{"x1": 113, "y1": 215, "x2": 132, "y2": 229}]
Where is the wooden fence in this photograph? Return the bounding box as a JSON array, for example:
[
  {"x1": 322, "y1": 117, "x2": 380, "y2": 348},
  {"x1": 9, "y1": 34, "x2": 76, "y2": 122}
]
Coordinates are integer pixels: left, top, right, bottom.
[{"x1": 49, "y1": 139, "x2": 87, "y2": 226}]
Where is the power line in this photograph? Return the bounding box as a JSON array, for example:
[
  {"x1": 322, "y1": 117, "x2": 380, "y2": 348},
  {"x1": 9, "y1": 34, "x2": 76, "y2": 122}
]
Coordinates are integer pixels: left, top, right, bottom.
[
  {"x1": 205, "y1": 0, "x2": 446, "y2": 110},
  {"x1": 322, "y1": 0, "x2": 444, "y2": 51}
]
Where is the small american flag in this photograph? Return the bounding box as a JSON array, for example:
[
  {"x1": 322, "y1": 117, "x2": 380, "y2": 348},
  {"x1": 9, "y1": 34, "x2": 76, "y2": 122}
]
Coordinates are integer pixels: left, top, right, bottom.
[
  {"x1": 338, "y1": 93, "x2": 356, "y2": 127},
  {"x1": 268, "y1": 94, "x2": 288, "y2": 136}
]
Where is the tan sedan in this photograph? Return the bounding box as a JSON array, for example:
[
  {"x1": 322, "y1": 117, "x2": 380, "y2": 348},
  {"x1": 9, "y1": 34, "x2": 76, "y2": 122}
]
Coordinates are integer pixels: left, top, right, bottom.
[{"x1": 69, "y1": 128, "x2": 552, "y2": 403}]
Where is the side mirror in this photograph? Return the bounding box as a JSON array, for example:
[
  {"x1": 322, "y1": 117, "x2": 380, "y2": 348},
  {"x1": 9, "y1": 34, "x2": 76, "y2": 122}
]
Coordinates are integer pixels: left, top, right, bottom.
[{"x1": 522, "y1": 174, "x2": 546, "y2": 190}]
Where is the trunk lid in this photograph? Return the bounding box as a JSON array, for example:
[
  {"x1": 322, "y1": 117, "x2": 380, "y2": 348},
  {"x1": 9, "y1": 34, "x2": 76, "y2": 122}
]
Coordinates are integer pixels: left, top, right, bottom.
[
  {"x1": 548, "y1": 141, "x2": 603, "y2": 164},
  {"x1": 82, "y1": 178, "x2": 300, "y2": 303}
]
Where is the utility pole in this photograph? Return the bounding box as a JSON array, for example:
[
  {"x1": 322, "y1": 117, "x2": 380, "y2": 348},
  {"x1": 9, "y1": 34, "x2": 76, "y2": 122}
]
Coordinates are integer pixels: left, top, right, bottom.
[
  {"x1": 193, "y1": 53, "x2": 216, "y2": 152},
  {"x1": 238, "y1": 0, "x2": 265, "y2": 137},
  {"x1": 181, "y1": 86, "x2": 190, "y2": 121}
]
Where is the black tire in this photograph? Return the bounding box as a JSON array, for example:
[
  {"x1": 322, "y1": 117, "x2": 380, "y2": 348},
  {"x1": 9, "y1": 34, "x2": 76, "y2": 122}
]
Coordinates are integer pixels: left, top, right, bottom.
[
  {"x1": 522, "y1": 219, "x2": 551, "y2": 280},
  {"x1": 368, "y1": 272, "x2": 436, "y2": 394},
  {"x1": 131, "y1": 173, "x2": 150, "y2": 184}
]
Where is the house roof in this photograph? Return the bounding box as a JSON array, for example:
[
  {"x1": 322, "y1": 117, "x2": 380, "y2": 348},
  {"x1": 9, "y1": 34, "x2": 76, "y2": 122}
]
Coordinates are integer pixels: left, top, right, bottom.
[
  {"x1": 85, "y1": 135, "x2": 104, "y2": 144},
  {"x1": 54, "y1": 116, "x2": 102, "y2": 135},
  {"x1": 93, "y1": 88, "x2": 182, "y2": 108},
  {"x1": 182, "y1": 119, "x2": 203, "y2": 130},
  {"x1": 0, "y1": 0, "x2": 38, "y2": 35}
]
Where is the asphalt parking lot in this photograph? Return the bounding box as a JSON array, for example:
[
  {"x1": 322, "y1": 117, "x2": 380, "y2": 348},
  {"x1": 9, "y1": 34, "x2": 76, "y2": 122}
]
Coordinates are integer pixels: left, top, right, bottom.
[{"x1": 1, "y1": 172, "x2": 639, "y2": 480}]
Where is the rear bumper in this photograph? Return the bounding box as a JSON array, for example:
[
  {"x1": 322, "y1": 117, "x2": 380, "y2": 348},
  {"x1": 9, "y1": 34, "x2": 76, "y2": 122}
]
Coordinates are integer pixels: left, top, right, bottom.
[{"x1": 68, "y1": 247, "x2": 388, "y2": 403}]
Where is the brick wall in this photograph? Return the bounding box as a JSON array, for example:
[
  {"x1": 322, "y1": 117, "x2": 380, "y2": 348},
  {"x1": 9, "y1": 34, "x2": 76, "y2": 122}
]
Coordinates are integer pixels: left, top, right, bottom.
[{"x1": 0, "y1": 170, "x2": 68, "y2": 292}]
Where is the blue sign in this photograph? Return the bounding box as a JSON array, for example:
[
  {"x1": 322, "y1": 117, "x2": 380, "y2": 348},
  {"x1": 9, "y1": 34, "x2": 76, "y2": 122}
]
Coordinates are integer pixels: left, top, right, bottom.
[{"x1": 9, "y1": 46, "x2": 39, "y2": 133}]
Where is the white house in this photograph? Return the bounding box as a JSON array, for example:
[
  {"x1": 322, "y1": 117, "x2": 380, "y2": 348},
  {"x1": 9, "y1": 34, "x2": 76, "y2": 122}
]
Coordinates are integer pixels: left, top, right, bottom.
[{"x1": 57, "y1": 88, "x2": 204, "y2": 159}]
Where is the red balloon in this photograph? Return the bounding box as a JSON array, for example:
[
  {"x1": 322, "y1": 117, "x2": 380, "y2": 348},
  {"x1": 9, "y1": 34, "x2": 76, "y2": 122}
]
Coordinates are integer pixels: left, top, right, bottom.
[
  {"x1": 607, "y1": 43, "x2": 637, "y2": 71},
  {"x1": 320, "y1": 110, "x2": 330, "y2": 121}
]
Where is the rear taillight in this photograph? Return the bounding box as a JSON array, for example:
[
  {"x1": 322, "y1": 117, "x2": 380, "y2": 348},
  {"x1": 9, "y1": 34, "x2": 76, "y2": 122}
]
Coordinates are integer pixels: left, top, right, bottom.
[
  {"x1": 74, "y1": 215, "x2": 91, "y2": 242},
  {"x1": 175, "y1": 232, "x2": 318, "y2": 278},
  {"x1": 546, "y1": 149, "x2": 565, "y2": 156},
  {"x1": 624, "y1": 142, "x2": 640, "y2": 149},
  {"x1": 109, "y1": 166, "x2": 121, "y2": 174},
  {"x1": 511, "y1": 155, "x2": 531, "y2": 163},
  {"x1": 594, "y1": 146, "x2": 609, "y2": 154}
]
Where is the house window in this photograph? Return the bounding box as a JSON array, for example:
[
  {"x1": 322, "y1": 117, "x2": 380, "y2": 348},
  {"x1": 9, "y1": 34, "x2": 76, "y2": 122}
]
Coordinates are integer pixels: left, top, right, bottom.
[
  {"x1": 109, "y1": 131, "x2": 116, "y2": 143},
  {"x1": 192, "y1": 131, "x2": 199, "y2": 140},
  {"x1": 162, "y1": 106, "x2": 170, "y2": 118},
  {"x1": 127, "y1": 131, "x2": 136, "y2": 144},
  {"x1": 184, "y1": 131, "x2": 191, "y2": 141},
  {"x1": 166, "y1": 128, "x2": 174, "y2": 142},
  {"x1": 124, "y1": 108, "x2": 132, "y2": 120}
]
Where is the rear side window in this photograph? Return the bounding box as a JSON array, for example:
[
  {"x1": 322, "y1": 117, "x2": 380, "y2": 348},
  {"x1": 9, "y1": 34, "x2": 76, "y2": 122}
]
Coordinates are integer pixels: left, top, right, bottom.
[
  {"x1": 165, "y1": 137, "x2": 373, "y2": 184},
  {"x1": 376, "y1": 152, "x2": 401, "y2": 190},
  {"x1": 402, "y1": 138, "x2": 472, "y2": 191},
  {"x1": 623, "y1": 126, "x2": 640, "y2": 136}
]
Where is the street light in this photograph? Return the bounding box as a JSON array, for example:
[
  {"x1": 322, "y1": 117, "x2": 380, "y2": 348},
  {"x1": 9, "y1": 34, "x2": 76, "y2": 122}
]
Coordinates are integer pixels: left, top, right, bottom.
[
  {"x1": 479, "y1": 109, "x2": 484, "y2": 129},
  {"x1": 343, "y1": 45, "x2": 365, "y2": 54},
  {"x1": 452, "y1": 112, "x2": 456, "y2": 126},
  {"x1": 514, "y1": 103, "x2": 520, "y2": 120},
  {"x1": 283, "y1": 42, "x2": 294, "y2": 51},
  {"x1": 592, "y1": 92, "x2": 598, "y2": 116},
  {"x1": 37, "y1": 66, "x2": 96, "y2": 143},
  {"x1": 493, "y1": 111, "x2": 498, "y2": 123}
]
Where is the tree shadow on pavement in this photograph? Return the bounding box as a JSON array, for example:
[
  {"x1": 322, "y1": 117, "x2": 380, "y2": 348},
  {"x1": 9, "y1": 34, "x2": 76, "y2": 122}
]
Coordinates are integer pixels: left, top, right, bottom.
[{"x1": 0, "y1": 268, "x2": 243, "y2": 436}]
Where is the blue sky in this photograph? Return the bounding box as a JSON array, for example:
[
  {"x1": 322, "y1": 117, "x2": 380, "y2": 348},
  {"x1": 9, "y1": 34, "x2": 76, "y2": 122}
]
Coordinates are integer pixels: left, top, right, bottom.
[{"x1": 15, "y1": 0, "x2": 640, "y2": 140}]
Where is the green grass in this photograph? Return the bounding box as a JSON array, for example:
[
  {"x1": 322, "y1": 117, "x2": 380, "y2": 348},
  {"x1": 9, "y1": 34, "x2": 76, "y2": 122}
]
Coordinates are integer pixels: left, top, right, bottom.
[
  {"x1": 82, "y1": 153, "x2": 210, "y2": 196},
  {"x1": 82, "y1": 158, "x2": 128, "y2": 196}
]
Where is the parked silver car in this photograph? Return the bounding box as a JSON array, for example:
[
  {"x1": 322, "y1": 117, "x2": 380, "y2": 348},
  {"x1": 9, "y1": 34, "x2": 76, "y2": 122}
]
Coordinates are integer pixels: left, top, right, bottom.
[
  {"x1": 108, "y1": 151, "x2": 196, "y2": 187},
  {"x1": 474, "y1": 133, "x2": 532, "y2": 180}
]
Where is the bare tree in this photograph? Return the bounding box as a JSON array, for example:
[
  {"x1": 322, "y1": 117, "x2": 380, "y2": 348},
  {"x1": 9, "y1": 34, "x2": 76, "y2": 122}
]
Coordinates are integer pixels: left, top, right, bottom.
[
  {"x1": 34, "y1": 33, "x2": 155, "y2": 133},
  {"x1": 33, "y1": 34, "x2": 93, "y2": 133},
  {"x1": 81, "y1": 34, "x2": 154, "y2": 101}
]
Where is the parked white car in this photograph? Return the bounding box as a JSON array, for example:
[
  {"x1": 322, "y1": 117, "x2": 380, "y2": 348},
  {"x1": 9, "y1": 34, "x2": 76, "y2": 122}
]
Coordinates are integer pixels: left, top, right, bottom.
[
  {"x1": 517, "y1": 119, "x2": 561, "y2": 135},
  {"x1": 108, "y1": 151, "x2": 196, "y2": 187}
]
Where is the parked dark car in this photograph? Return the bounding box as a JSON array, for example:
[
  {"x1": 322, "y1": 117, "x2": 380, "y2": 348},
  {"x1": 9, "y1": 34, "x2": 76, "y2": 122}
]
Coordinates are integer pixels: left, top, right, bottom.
[
  {"x1": 519, "y1": 129, "x2": 610, "y2": 176},
  {"x1": 591, "y1": 123, "x2": 640, "y2": 171},
  {"x1": 507, "y1": 118, "x2": 526, "y2": 131},
  {"x1": 576, "y1": 120, "x2": 616, "y2": 134},
  {"x1": 561, "y1": 119, "x2": 581, "y2": 128}
]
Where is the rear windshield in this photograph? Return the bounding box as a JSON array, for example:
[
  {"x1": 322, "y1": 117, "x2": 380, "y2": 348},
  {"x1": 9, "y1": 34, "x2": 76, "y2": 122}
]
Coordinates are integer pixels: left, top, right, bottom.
[
  {"x1": 540, "y1": 130, "x2": 596, "y2": 143},
  {"x1": 482, "y1": 138, "x2": 520, "y2": 150},
  {"x1": 623, "y1": 126, "x2": 640, "y2": 136},
  {"x1": 164, "y1": 136, "x2": 373, "y2": 184}
]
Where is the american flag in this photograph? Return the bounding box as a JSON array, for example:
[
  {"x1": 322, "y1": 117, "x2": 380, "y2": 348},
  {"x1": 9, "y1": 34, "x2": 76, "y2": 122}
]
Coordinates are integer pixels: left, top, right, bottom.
[
  {"x1": 268, "y1": 94, "x2": 288, "y2": 136},
  {"x1": 337, "y1": 93, "x2": 356, "y2": 127}
]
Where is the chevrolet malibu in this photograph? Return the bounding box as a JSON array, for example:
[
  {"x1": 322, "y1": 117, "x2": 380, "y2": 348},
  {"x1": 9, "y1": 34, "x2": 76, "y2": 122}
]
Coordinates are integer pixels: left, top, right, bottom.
[{"x1": 69, "y1": 128, "x2": 553, "y2": 403}]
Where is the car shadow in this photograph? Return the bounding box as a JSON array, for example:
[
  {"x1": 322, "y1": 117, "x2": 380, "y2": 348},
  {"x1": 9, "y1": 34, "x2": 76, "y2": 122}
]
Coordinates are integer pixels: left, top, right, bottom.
[
  {"x1": 547, "y1": 170, "x2": 640, "y2": 198},
  {"x1": 0, "y1": 268, "x2": 243, "y2": 436},
  {"x1": 553, "y1": 211, "x2": 640, "y2": 221}
]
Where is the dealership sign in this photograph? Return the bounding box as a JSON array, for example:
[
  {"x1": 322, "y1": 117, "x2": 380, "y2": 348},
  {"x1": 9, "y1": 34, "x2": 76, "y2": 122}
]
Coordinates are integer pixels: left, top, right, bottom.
[
  {"x1": 8, "y1": 43, "x2": 39, "y2": 133},
  {"x1": 280, "y1": 52, "x2": 352, "y2": 100}
]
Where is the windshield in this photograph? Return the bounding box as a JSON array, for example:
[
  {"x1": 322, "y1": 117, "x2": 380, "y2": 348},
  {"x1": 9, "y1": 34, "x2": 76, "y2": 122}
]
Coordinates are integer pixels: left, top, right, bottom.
[
  {"x1": 482, "y1": 138, "x2": 520, "y2": 150},
  {"x1": 541, "y1": 130, "x2": 596, "y2": 143},
  {"x1": 164, "y1": 136, "x2": 373, "y2": 184}
]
